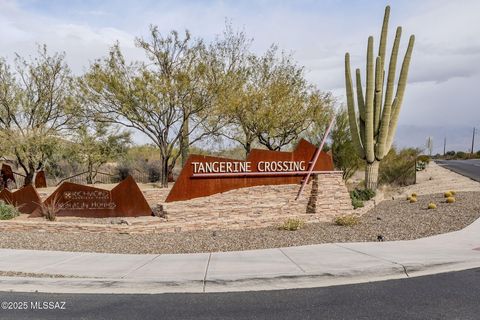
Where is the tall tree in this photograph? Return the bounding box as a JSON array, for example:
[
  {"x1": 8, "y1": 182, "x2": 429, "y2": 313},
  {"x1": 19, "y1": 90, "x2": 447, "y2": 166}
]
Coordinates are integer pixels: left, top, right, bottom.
[
  {"x1": 0, "y1": 46, "x2": 79, "y2": 185},
  {"x1": 220, "y1": 46, "x2": 333, "y2": 154},
  {"x1": 331, "y1": 107, "x2": 362, "y2": 181},
  {"x1": 81, "y1": 27, "x2": 223, "y2": 187},
  {"x1": 69, "y1": 123, "x2": 131, "y2": 184}
]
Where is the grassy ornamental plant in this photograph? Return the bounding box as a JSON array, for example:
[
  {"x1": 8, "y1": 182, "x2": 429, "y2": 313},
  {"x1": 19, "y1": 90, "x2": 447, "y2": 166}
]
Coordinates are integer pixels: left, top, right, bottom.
[
  {"x1": 345, "y1": 6, "x2": 415, "y2": 190},
  {"x1": 334, "y1": 214, "x2": 359, "y2": 227},
  {"x1": 280, "y1": 218, "x2": 305, "y2": 231}
]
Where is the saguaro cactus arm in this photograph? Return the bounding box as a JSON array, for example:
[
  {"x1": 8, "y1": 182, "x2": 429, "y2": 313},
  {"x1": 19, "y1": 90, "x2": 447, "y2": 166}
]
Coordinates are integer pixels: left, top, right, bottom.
[
  {"x1": 345, "y1": 53, "x2": 365, "y2": 159},
  {"x1": 355, "y1": 69, "x2": 366, "y2": 143},
  {"x1": 374, "y1": 56, "x2": 383, "y2": 135},
  {"x1": 376, "y1": 26, "x2": 402, "y2": 160},
  {"x1": 364, "y1": 36, "x2": 375, "y2": 163},
  {"x1": 386, "y1": 35, "x2": 415, "y2": 151},
  {"x1": 355, "y1": 69, "x2": 365, "y2": 122},
  {"x1": 378, "y1": 6, "x2": 390, "y2": 68}
]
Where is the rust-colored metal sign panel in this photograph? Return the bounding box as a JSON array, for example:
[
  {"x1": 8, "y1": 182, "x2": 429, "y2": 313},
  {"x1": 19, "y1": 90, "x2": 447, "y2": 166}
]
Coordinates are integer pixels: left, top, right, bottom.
[
  {"x1": 30, "y1": 176, "x2": 152, "y2": 218},
  {"x1": 34, "y1": 171, "x2": 47, "y2": 188},
  {"x1": 166, "y1": 139, "x2": 334, "y2": 202},
  {"x1": 0, "y1": 185, "x2": 42, "y2": 214}
]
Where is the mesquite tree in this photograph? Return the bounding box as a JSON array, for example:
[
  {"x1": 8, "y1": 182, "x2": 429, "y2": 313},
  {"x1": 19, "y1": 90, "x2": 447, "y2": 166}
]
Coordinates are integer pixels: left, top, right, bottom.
[
  {"x1": 345, "y1": 6, "x2": 415, "y2": 190},
  {"x1": 0, "y1": 46, "x2": 79, "y2": 186}
]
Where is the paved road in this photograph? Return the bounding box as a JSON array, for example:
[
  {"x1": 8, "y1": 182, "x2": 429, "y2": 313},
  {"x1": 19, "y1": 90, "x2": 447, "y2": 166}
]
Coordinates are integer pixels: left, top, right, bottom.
[
  {"x1": 436, "y1": 159, "x2": 480, "y2": 182},
  {"x1": 1, "y1": 268, "x2": 479, "y2": 320}
]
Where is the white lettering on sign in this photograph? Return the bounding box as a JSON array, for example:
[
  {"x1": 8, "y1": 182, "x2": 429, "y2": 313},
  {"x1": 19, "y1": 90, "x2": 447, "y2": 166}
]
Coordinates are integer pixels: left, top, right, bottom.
[{"x1": 191, "y1": 161, "x2": 305, "y2": 174}]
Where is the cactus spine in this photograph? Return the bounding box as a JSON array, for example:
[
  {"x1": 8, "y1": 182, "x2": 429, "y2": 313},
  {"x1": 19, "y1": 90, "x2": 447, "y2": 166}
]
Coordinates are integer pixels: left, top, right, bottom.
[{"x1": 345, "y1": 6, "x2": 415, "y2": 190}]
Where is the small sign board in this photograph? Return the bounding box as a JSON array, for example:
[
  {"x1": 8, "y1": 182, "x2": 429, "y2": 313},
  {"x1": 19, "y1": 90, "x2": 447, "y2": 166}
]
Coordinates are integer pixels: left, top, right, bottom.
[{"x1": 29, "y1": 176, "x2": 152, "y2": 218}]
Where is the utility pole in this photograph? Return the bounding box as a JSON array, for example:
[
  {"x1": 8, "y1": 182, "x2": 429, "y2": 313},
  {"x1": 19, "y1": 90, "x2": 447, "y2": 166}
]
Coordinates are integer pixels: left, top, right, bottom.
[
  {"x1": 472, "y1": 127, "x2": 476, "y2": 155},
  {"x1": 443, "y1": 137, "x2": 446, "y2": 157}
]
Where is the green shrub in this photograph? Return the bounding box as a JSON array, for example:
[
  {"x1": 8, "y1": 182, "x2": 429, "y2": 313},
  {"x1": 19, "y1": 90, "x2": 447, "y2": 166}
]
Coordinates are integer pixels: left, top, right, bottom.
[
  {"x1": 456, "y1": 151, "x2": 467, "y2": 159},
  {"x1": 379, "y1": 147, "x2": 419, "y2": 186},
  {"x1": 334, "y1": 214, "x2": 359, "y2": 226},
  {"x1": 351, "y1": 198, "x2": 364, "y2": 209},
  {"x1": 417, "y1": 155, "x2": 431, "y2": 164},
  {"x1": 279, "y1": 218, "x2": 305, "y2": 231},
  {"x1": 0, "y1": 201, "x2": 20, "y2": 220},
  {"x1": 350, "y1": 188, "x2": 375, "y2": 209},
  {"x1": 350, "y1": 188, "x2": 376, "y2": 201}
]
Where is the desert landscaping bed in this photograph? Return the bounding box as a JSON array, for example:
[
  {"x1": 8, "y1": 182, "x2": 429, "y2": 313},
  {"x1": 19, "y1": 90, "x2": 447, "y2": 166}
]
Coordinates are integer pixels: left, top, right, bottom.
[{"x1": 0, "y1": 191, "x2": 478, "y2": 254}]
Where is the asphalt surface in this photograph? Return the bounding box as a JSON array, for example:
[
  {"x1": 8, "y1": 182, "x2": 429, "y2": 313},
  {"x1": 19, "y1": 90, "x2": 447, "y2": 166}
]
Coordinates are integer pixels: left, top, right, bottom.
[
  {"x1": 436, "y1": 159, "x2": 480, "y2": 182},
  {"x1": 1, "y1": 268, "x2": 479, "y2": 320}
]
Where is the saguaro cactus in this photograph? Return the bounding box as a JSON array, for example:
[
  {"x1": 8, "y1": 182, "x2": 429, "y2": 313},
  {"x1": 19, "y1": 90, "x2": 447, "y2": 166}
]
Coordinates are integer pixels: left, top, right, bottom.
[{"x1": 345, "y1": 6, "x2": 415, "y2": 190}]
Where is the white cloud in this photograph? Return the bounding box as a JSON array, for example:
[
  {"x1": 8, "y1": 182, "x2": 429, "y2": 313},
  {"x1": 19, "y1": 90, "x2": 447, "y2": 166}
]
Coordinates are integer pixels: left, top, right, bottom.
[{"x1": 0, "y1": 0, "x2": 479, "y2": 147}]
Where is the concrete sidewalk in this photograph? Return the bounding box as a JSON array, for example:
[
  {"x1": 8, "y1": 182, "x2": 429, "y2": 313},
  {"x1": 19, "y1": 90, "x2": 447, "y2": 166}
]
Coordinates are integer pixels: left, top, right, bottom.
[{"x1": 0, "y1": 218, "x2": 479, "y2": 294}]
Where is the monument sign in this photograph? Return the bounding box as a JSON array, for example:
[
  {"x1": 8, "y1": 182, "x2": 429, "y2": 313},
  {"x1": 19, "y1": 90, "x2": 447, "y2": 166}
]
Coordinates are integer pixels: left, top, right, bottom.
[{"x1": 166, "y1": 139, "x2": 336, "y2": 202}]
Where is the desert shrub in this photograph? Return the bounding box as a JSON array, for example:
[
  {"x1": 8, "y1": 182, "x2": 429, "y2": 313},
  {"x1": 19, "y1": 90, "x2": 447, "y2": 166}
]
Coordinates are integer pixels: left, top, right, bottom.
[
  {"x1": 411, "y1": 192, "x2": 417, "y2": 197},
  {"x1": 330, "y1": 108, "x2": 362, "y2": 181},
  {"x1": 38, "y1": 194, "x2": 66, "y2": 221},
  {"x1": 279, "y1": 218, "x2": 305, "y2": 231},
  {"x1": 351, "y1": 188, "x2": 376, "y2": 201},
  {"x1": 444, "y1": 191, "x2": 452, "y2": 198},
  {"x1": 446, "y1": 197, "x2": 456, "y2": 203},
  {"x1": 428, "y1": 202, "x2": 437, "y2": 209},
  {"x1": 351, "y1": 197, "x2": 364, "y2": 209},
  {"x1": 379, "y1": 147, "x2": 419, "y2": 186},
  {"x1": 417, "y1": 155, "x2": 431, "y2": 164},
  {"x1": 113, "y1": 162, "x2": 133, "y2": 182},
  {"x1": 456, "y1": 151, "x2": 467, "y2": 159},
  {"x1": 409, "y1": 197, "x2": 417, "y2": 203},
  {"x1": 449, "y1": 190, "x2": 456, "y2": 195},
  {"x1": 143, "y1": 160, "x2": 161, "y2": 183},
  {"x1": 334, "y1": 214, "x2": 359, "y2": 226},
  {"x1": 0, "y1": 201, "x2": 20, "y2": 220},
  {"x1": 350, "y1": 188, "x2": 375, "y2": 209}
]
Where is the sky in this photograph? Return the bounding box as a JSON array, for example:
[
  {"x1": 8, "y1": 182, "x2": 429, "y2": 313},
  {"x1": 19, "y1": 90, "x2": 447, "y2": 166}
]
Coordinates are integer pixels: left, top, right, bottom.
[{"x1": 0, "y1": 0, "x2": 479, "y2": 153}]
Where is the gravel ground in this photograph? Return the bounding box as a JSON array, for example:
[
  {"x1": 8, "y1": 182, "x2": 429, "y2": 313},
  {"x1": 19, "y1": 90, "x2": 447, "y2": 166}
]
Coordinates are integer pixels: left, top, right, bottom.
[
  {"x1": 0, "y1": 271, "x2": 86, "y2": 278},
  {"x1": 0, "y1": 191, "x2": 478, "y2": 255}
]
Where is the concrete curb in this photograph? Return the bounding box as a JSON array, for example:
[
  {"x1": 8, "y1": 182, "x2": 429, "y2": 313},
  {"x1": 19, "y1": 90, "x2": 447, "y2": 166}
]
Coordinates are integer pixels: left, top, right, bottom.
[{"x1": 0, "y1": 260, "x2": 479, "y2": 294}]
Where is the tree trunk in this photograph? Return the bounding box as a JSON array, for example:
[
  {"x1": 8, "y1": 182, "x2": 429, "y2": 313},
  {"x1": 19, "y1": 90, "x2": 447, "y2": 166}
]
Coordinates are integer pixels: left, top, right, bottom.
[
  {"x1": 306, "y1": 174, "x2": 319, "y2": 214},
  {"x1": 160, "y1": 155, "x2": 169, "y2": 188},
  {"x1": 180, "y1": 117, "x2": 189, "y2": 167},
  {"x1": 86, "y1": 162, "x2": 93, "y2": 184},
  {"x1": 365, "y1": 161, "x2": 380, "y2": 190},
  {"x1": 244, "y1": 141, "x2": 251, "y2": 158},
  {"x1": 24, "y1": 170, "x2": 34, "y2": 186}
]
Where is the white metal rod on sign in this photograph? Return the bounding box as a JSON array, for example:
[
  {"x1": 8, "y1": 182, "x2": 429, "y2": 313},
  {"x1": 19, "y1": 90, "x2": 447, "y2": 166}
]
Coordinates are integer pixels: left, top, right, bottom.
[
  {"x1": 191, "y1": 170, "x2": 343, "y2": 178},
  {"x1": 295, "y1": 116, "x2": 336, "y2": 201}
]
